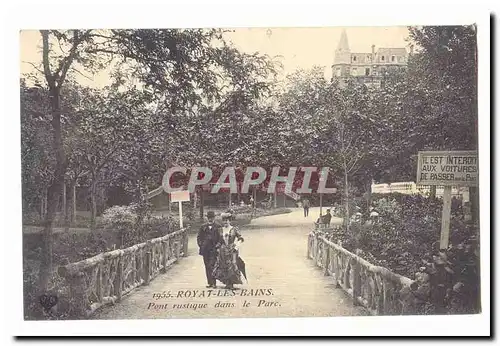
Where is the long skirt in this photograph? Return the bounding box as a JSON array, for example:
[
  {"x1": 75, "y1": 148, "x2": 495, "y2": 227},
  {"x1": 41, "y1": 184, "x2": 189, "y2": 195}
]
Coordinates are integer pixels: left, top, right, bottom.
[{"x1": 212, "y1": 244, "x2": 242, "y2": 286}]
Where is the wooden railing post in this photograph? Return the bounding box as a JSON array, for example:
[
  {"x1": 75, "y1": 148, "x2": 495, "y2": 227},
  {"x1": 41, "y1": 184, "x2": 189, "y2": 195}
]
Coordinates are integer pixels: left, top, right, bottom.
[
  {"x1": 182, "y1": 231, "x2": 188, "y2": 257},
  {"x1": 175, "y1": 236, "x2": 181, "y2": 261},
  {"x1": 144, "y1": 251, "x2": 152, "y2": 285},
  {"x1": 114, "y1": 257, "x2": 123, "y2": 302},
  {"x1": 96, "y1": 264, "x2": 102, "y2": 303},
  {"x1": 352, "y1": 258, "x2": 361, "y2": 306},
  {"x1": 162, "y1": 240, "x2": 168, "y2": 273},
  {"x1": 315, "y1": 239, "x2": 321, "y2": 266},
  {"x1": 324, "y1": 245, "x2": 330, "y2": 276},
  {"x1": 381, "y1": 278, "x2": 389, "y2": 315},
  {"x1": 334, "y1": 253, "x2": 341, "y2": 287},
  {"x1": 343, "y1": 258, "x2": 350, "y2": 290}
]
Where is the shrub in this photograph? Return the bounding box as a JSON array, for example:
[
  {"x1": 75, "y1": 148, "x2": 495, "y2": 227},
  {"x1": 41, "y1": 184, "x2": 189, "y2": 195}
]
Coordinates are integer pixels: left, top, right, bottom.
[
  {"x1": 140, "y1": 216, "x2": 180, "y2": 240},
  {"x1": 328, "y1": 194, "x2": 480, "y2": 314},
  {"x1": 102, "y1": 205, "x2": 136, "y2": 226}
]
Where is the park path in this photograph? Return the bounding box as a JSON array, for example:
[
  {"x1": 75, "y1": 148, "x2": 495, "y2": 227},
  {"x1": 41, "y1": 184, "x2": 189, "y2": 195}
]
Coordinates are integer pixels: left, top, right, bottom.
[{"x1": 93, "y1": 207, "x2": 367, "y2": 319}]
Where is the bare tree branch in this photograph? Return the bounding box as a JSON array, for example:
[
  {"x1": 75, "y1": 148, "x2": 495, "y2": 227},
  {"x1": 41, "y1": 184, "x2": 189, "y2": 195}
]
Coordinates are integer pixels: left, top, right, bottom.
[
  {"x1": 69, "y1": 67, "x2": 93, "y2": 81},
  {"x1": 347, "y1": 153, "x2": 364, "y2": 174},
  {"x1": 22, "y1": 61, "x2": 45, "y2": 75},
  {"x1": 55, "y1": 31, "x2": 84, "y2": 88},
  {"x1": 40, "y1": 30, "x2": 55, "y2": 89}
]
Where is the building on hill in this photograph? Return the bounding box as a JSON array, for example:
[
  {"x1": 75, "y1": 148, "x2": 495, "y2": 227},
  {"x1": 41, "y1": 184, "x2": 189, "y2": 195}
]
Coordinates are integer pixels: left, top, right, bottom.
[{"x1": 331, "y1": 29, "x2": 411, "y2": 88}]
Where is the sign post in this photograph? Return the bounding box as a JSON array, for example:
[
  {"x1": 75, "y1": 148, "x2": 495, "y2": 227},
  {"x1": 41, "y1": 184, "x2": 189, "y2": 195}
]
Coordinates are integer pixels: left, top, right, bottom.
[
  {"x1": 440, "y1": 186, "x2": 452, "y2": 249},
  {"x1": 416, "y1": 151, "x2": 478, "y2": 250},
  {"x1": 319, "y1": 193, "x2": 323, "y2": 217},
  {"x1": 170, "y1": 191, "x2": 190, "y2": 229}
]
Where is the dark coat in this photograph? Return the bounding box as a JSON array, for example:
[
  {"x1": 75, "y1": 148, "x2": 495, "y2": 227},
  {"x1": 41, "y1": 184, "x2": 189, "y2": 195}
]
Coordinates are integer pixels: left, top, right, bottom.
[
  {"x1": 197, "y1": 222, "x2": 222, "y2": 256},
  {"x1": 322, "y1": 213, "x2": 332, "y2": 225}
]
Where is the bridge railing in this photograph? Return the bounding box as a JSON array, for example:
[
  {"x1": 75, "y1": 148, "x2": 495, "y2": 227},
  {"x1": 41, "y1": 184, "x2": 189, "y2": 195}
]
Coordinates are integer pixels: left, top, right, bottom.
[
  {"x1": 307, "y1": 229, "x2": 415, "y2": 315},
  {"x1": 58, "y1": 228, "x2": 189, "y2": 318}
]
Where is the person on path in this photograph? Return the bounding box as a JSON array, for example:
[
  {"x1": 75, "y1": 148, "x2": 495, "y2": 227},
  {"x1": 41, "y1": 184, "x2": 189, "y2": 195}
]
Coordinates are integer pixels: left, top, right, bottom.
[
  {"x1": 302, "y1": 198, "x2": 310, "y2": 217},
  {"x1": 212, "y1": 213, "x2": 245, "y2": 289},
  {"x1": 322, "y1": 209, "x2": 332, "y2": 227},
  {"x1": 197, "y1": 211, "x2": 222, "y2": 288}
]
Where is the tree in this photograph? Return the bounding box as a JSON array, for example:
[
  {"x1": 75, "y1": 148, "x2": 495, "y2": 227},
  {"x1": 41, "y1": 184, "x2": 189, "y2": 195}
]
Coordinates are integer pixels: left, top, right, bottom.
[
  {"x1": 37, "y1": 30, "x2": 98, "y2": 291},
  {"x1": 407, "y1": 25, "x2": 478, "y2": 218},
  {"x1": 29, "y1": 29, "x2": 280, "y2": 292},
  {"x1": 20, "y1": 80, "x2": 54, "y2": 218}
]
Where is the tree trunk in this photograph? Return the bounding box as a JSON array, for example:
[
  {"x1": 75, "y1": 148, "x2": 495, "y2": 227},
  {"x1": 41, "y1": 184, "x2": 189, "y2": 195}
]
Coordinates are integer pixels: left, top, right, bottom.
[
  {"x1": 44, "y1": 191, "x2": 48, "y2": 217},
  {"x1": 64, "y1": 182, "x2": 70, "y2": 231},
  {"x1": 40, "y1": 189, "x2": 46, "y2": 218},
  {"x1": 38, "y1": 87, "x2": 66, "y2": 292},
  {"x1": 72, "y1": 183, "x2": 76, "y2": 224},
  {"x1": 344, "y1": 160, "x2": 350, "y2": 234},
  {"x1": 365, "y1": 179, "x2": 372, "y2": 209},
  {"x1": 470, "y1": 186, "x2": 479, "y2": 224},
  {"x1": 90, "y1": 179, "x2": 98, "y2": 231},
  {"x1": 319, "y1": 193, "x2": 323, "y2": 216},
  {"x1": 65, "y1": 180, "x2": 77, "y2": 230},
  {"x1": 62, "y1": 182, "x2": 67, "y2": 219}
]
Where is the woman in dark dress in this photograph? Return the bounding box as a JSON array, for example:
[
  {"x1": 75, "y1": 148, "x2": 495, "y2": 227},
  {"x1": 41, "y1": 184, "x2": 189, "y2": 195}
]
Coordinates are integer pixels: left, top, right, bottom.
[{"x1": 212, "y1": 213, "x2": 244, "y2": 289}]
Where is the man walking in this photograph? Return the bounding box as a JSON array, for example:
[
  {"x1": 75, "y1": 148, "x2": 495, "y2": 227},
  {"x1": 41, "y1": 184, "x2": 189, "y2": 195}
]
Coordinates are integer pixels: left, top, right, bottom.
[
  {"x1": 302, "y1": 197, "x2": 310, "y2": 217},
  {"x1": 197, "y1": 211, "x2": 222, "y2": 288}
]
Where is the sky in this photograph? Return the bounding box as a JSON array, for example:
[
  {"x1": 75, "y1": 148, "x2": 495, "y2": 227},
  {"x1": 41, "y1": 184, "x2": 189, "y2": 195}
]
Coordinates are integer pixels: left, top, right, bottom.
[{"x1": 19, "y1": 26, "x2": 411, "y2": 87}]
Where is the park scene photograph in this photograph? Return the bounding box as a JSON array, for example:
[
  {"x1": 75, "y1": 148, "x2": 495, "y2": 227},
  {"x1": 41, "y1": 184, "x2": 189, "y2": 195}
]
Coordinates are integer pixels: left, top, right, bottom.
[{"x1": 19, "y1": 25, "x2": 481, "y2": 322}]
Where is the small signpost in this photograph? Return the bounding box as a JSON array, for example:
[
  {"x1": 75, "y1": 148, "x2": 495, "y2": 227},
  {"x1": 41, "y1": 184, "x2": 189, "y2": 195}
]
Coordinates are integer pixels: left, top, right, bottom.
[
  {"x1": 416, "y1": 151, "x2": 478, "y2": 250},
  {"x1": 170, "y1": 190, "x2": 190, "y2": 229}
]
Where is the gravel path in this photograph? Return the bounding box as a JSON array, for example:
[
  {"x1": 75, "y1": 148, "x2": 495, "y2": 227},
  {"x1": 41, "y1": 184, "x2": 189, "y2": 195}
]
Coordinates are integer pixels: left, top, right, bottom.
[{"x1": 93, "y1": 207, "x2": 367, "y2": 319}]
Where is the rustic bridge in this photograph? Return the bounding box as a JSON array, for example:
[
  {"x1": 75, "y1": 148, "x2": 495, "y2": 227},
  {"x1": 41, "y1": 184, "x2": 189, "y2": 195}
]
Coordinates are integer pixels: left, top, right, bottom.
[{"x1": 57, "y1": 207, "x2": 414, "y2": 319}]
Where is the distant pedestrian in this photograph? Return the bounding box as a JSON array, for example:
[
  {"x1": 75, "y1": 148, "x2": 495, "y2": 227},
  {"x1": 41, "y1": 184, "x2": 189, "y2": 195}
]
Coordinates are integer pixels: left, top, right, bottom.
[
  {"x1": 322, "y1": 209, "x2": 332, "y2": 226},
  {"x1": 302, "y1": 198, "x2": 310, "y2": 217}
]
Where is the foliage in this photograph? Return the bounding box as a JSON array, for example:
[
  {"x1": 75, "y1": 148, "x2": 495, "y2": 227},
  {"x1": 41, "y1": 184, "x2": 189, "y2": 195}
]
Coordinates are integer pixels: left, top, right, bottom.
[
  {"x1": 100, "y1": 203, "x2": 180, "y2": 246},
  {"x1": 320, "y1": 193, "x2": 480, "y2": 314},
  {"x1": 101, "y1": 205, "x2": 137, "y2": 230},
  {"x1": 20, "y1": 81, "x2": 54, "y2": 213},
  {"x1": 21, "y1": 26, "x2": 480, "y2": 314}
]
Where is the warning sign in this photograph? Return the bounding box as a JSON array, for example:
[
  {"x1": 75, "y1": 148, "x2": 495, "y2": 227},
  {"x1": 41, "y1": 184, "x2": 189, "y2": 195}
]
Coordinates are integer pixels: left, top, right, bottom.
[{"x1": 417, "y1": 151, "x2": 478, "y2": 187}]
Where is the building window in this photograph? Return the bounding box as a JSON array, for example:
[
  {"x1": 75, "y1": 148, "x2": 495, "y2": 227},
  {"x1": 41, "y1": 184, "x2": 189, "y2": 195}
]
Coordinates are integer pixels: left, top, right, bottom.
[
  {"x1": 391, "y1": 55, "x2": 395, "y2": 62},
  {"x1": 352, "y1": 68, "x2": 357, "y2": 76},
  {"x1": 381, "y1": 56, "x2": 385, "y2": 61},
  {"x1": 336, "y1": 67, "x2": 341, "y2": 77},
  {"x1": 365, "y1": 68, "x2": 370, "y2": 76},
  {"x1": 352, "y1": 56, "x2": 357, "y2": 62}
]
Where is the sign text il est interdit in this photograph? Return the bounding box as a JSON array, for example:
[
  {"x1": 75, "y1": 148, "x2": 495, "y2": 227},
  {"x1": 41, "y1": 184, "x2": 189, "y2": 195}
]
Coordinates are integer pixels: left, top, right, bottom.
[{"x1": 416, "y1": 151, "x2": 478, "y2": 187}]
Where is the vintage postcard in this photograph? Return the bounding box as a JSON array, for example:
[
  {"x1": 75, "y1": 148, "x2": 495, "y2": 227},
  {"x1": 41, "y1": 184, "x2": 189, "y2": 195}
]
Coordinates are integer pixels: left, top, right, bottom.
[{"x1": 12, "y1": 6, "x2": 490, "y2": 337}]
